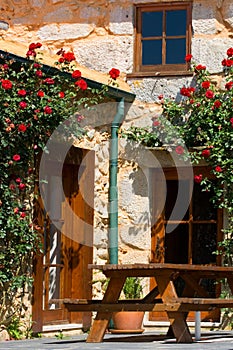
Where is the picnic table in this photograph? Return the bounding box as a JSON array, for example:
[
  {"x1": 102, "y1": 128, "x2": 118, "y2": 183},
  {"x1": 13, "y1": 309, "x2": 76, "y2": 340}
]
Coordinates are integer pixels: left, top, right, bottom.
[{"x1": 59, "y1": 263, "x2": 233, "y2": 343}]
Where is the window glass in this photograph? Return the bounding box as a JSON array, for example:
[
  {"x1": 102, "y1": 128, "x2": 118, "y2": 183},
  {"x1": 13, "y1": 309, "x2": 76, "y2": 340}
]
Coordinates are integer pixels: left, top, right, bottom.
[
  {"x1": 142, "y1": 40, "x2": 162, "y2": 65},
  {"x1": 166, "y1": 10, "x2": 187, "y2": 36},
  {"x1": 165, "y1": 180, "x2": 189, "y2": 221},
  {"x1": 166, "y1": 38, "x2": 186, "y2": 64},
  {"x1": 142, "y1": 11, "x2": 163, "y2": 37},
  {"x1": 192, "y1": 224, "x2": 217, "y2": 265},
  {"x1": 135, "y1": 3, "x2": 191, "y2": 73}
]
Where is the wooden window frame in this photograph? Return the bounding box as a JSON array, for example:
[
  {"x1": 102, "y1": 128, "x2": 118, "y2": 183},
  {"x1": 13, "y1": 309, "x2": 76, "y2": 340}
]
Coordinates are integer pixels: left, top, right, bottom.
[{"x1": 131, "y1": 2, "x2": 192, "y2": 77}]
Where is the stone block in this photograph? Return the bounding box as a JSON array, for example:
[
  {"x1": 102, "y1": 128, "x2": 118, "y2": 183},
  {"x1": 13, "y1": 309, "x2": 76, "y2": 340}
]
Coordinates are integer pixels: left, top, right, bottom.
[
  {"x1": 109, "y1": 6, "x2": 133, "y2": 35},
  {"x1": 31, "y1": 0, "x2": 45, "y2": 7},
  {"x1": 73, "y1": 36, "x2": 133, "y2": 73},
  {"x1": 222, "y1": 0, "x2": 233, "y2": 29},
  {"x1": 192, "y1": 38, "x2": 233, "y2": 73},
  {"x1": 192, "y1": 2, "x2": 217, "y2": 34},
  {"x1": 43, "y1": 7, "x2": 73, "y2": 23},
  {"x1": 38, "y1": 23, "x2": 94, "y2": 41}
]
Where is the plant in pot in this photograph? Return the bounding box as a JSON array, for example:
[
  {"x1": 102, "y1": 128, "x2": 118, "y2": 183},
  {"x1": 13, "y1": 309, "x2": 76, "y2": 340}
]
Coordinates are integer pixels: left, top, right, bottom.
[{"x1": 112, "y1": 277, "x2": 144, "y2": 333}]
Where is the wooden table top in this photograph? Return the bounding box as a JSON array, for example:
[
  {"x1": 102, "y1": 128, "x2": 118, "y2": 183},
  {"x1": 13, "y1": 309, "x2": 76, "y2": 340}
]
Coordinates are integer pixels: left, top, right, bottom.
[{"x1": 89, "y1": 263, "x2": 233, "y2": 277}]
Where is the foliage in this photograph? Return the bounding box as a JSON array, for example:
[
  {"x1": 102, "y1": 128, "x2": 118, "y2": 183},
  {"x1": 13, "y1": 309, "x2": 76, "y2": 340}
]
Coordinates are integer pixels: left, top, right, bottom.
[
  {"x1": 6, "y1": 317, "x2": 24, "y2": 340},
  {"x1": 123, "y1": 277, "x2": 142, "y2": 299},
  {"x1": 122, "y1": 48, "x2": 233, "y2": 264},
  {"x1": 0, "y1": 43, "x2": 111, "y2": 324}
]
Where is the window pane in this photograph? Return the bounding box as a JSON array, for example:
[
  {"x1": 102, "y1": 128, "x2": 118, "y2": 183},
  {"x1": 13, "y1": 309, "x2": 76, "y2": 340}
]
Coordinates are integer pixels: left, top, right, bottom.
[
  {"x1": 166, "y1": 10, "x2": 187, "y2": 36},
  {"x1": 142, "y1": 40, "x2": 162, "y2": 65},
  {"x1": 165, "y1": 180, "x2": 189, "y2": 221},
  {"x1": 142, "y1": 11, "x2": 163, "y2": 37},
  {"x1": 165, "y1": 225, "x2": 189, "y2": 264},
  {"x1": 166, "y1": 38, "x2": 186, "y2": 64},
  {"x1": 193, "y1": 184, "x2": 217, "y2": 220},
  {"x1": 192, "y1": 224, "x2": 217, "y2": 265}
]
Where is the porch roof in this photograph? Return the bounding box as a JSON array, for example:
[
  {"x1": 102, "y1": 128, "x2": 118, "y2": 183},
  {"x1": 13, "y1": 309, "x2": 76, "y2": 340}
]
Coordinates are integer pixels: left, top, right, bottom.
[{"x1": 0, "y1": 39, "x2": 135, "y2": 103}]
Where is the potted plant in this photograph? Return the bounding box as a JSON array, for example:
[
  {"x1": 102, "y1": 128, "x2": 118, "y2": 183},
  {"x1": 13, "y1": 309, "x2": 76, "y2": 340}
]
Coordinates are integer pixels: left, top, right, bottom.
[{"x1": 111, "y1": 277, "x2": 144, "y2": 333}]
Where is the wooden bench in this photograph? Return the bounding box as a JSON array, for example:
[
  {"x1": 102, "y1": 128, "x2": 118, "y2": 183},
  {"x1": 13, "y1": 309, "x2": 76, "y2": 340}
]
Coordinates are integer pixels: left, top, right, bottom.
[{"x1": 51, "y1": 296, "x2": 233, "y2": 313}]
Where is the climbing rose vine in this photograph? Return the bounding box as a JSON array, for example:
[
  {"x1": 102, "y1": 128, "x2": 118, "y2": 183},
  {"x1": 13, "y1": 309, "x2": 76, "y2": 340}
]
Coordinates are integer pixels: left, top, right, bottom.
[
  {"x1": 0, "y1": 43, "x2": 116, "y2": 325},
  {"x1": 122, "y1": 48, "x2": 233, "y2": 263}
]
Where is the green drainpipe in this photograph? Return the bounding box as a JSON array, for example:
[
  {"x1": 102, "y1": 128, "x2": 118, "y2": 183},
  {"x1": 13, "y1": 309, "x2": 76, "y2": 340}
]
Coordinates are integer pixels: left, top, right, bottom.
[{"x1": 109, "y1": 98, "x2": 125, "y2": 264}]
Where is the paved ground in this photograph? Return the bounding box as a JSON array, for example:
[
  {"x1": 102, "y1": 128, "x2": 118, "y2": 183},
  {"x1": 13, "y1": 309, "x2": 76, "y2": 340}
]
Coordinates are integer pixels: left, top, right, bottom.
[{"x1": 1, "y1": 331, "x2": 233, "y2": 350}]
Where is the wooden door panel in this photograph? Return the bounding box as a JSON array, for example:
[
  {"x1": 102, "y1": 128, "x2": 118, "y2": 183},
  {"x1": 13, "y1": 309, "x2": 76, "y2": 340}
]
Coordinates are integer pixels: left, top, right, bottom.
[{"x1": 32, "y1": 147, "x2": 94, "y2": 331}]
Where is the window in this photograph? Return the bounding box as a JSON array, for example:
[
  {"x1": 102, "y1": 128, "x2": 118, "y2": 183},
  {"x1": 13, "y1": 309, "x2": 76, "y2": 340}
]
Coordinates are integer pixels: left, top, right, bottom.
[{"x1": 133, "y1": 2, "x2": 192, "y2": 76}]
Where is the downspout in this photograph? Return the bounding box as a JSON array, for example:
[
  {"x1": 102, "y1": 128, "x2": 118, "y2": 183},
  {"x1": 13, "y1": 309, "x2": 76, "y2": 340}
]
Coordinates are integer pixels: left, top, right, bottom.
[{"x1": 109, "y1": 98, "x2": 125, "y2": 264}]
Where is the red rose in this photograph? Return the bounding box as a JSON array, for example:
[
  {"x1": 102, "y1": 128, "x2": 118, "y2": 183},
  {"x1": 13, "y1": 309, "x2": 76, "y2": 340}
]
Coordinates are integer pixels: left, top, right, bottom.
[
  {"x1": 194, "y1": 174, "x2": 203, "y2": 183},
  {"x1": 18, "y1": 124, "x2": 27, "y2": 132},
  {"x1": 205, "y1": 90, "x2": 214, "y2": 99},
  {"x1": 109, "y1": 68, "x2": 120, "y2": 80},
  {"x1": 58, "y1": 91, "x2": 65, "y2": 98},
  {"x1": 58, "y1": 57, "x2": 65, "y2": 63},
  {"x1": 230, "y1": 117, "x2": 233, "y2": 126},
  {"x1": 153, "y1": 120, "x2": 160, "y2": 127},
  {"x1": 20, "y1": 212, "x2": 26, "y2": 218},
  {"x1": 225, "y1": 81, "x2": 233, "y2": 90},
  {"x1": 195, "y1": 64, "x2": 206, "y2": 71},
  {"x1": 9, "y1": 184, "x2": 16, "y2": 190},
  {"x1": 185, "y1": 54, "x2": 192, "y2": 62},
  {"x1": 202, "y1": 149, "x2": 211, "y2": 158},
  {"x1": 175, "y1": 146, "x2": 184, "y2": 155},
  {"x1": 29, "y1": 43, "x2": 37, "y2": 50},
  {"x1": 1, "y1": 79, "x2": 13, "y2": 90},
  {"x1": 180, "y1": 87, "x2": 191, "y2": 97},
  {"x1": 18, "y1": 89, "x2": 27, "y2": 96},
  {"x1": 222, "y1": 59, "x2": 233, "y2": 67},
  {"x1": 227, "y1": 47, "x2": 233, "y2": 57},
  {"x1": 201, "y1": 81, "x2": 210, "y2": 89},
  {"x1": 44, "y1": 106, "x2": 53, "y2": 114},
  {"x1": 36, "y1": 70, "x2": 43, "y2": 77},
  {"x1": 72, "y1": 70, "x2": 82, "y2": 79},
  {"x1": 43, "y1": 78, "x2": 55, "y2": 85},
  {"x1": 15, "y1": 178, "x2": 21, "y2": 183},
  {"x1": 37, "y1": 90, "x2": 44, "y2": 97},
  {"x1": 63, "y1": 51, "x2": 76, "y2": 62},
  {"x1": 3, "y1": 64, "x2": 9, "y2": 70},
  {"x1": 18, "y1": 183, "x2": 26, "y2": 190},
  {"x1": 75, "y1": 79, "x2": 88, "y2": 90},
  {"x1": 215, "y1": 166, "x2": 222, "y2": 172},
  {"x1": 13, "y1": 154, "x2": 20, "y2": 161},
  {"x1": 213, "y1": 100, "x2": 222, "y2": 109},
  {"x1": 19, "y1": 101, "x2": 27, "y2": 109},
  {"x1": 26, "y1": 50, "x2": 36, "y2": 57},
  {"x1": 33, "y1": 63, "x2": 41, "y2": 68},
  {"x1": 76, "y1": 114, "x2": 84, "y2": 122},
  {"x1": 188, "y1": 87, "x2": 195, "y2": 93},
  {"x1": 29, "y1": 42, "x2": 42, "y2": 50}
]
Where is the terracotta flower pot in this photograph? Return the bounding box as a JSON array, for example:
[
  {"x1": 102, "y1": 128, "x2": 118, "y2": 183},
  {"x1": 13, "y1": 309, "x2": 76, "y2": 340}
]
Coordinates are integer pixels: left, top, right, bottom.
[{"x1": 111, "y1": 311, "x2": 144, "y2": 333}]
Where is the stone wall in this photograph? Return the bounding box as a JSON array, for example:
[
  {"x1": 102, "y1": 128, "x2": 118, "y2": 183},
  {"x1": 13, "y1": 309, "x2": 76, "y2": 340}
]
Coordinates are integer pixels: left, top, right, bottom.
[{"x1": 1, "y1": 1, "x2": 233, "y2": 106}]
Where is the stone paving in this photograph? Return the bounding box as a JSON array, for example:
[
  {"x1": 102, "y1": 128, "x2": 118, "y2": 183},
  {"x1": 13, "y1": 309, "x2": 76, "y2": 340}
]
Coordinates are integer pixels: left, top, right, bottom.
[{"x1": 1, "y1": 331, "x2": 233, "y2": 350}]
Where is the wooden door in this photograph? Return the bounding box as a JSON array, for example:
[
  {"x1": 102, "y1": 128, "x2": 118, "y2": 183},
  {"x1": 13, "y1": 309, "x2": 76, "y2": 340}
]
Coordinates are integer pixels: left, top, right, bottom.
[
  {"x1": 150, "y1": 166, "x2": 223, "y2": 322},
  {"x1": 32, "y1": 148, "x2": 94, "y2": 332}
]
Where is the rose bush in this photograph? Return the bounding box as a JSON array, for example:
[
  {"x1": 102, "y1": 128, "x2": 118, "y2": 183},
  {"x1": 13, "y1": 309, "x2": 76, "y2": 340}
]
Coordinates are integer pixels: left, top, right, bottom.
[
  {"x1": 122, "y1": 48, "x2": 233, "y2": 264},
  {"x1": 0, "y1": 43, "x2": 114, "y2": 327}
]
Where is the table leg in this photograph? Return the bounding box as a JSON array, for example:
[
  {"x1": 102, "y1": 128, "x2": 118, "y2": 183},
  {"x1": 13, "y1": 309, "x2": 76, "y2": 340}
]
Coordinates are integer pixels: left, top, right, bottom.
[
  {"x1": 155, "y1": 273, "x2": 193, "y2": 343},
  {"x1": 167, "y1": 311, "x2": 192, "y2": 343},
  {"x1": 86, "y1": 276, "x2": 126, "y2": 343}
]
